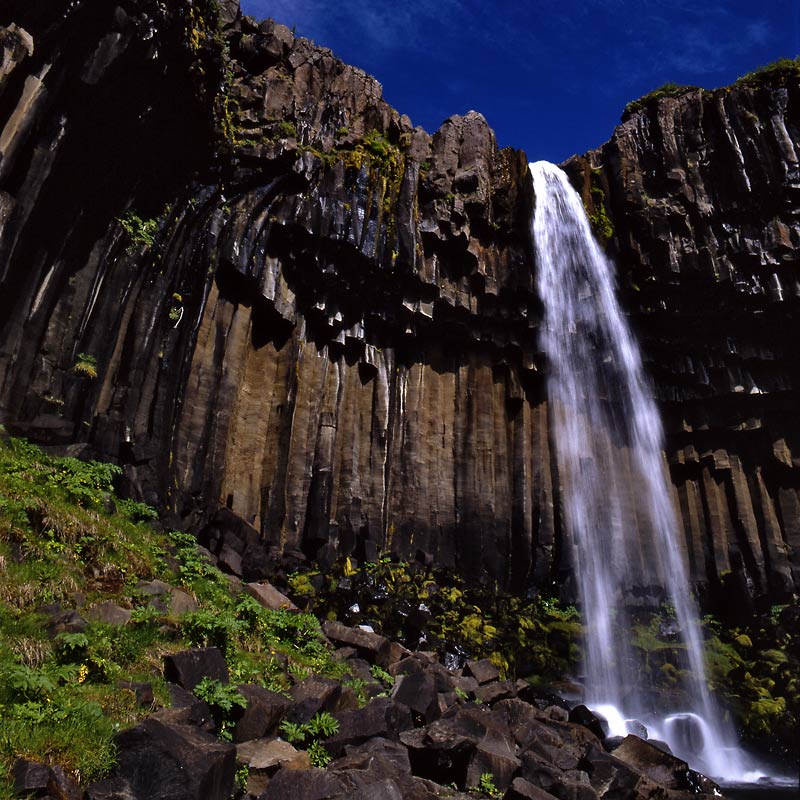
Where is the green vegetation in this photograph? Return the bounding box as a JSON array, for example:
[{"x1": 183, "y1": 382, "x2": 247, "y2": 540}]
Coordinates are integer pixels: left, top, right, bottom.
[
  {"x1": 179, "y1": 0, "x2": 235, "y2": 146},
  {"x1": 627, "y1": 604, "x2": 798, "y2": 755},
  {"x1": 1, "y1": 435, "x2": 795, "y2": 787},
  {"x1": 72, "y1": 352, "x2": 98, "y2": 380},
  {"x1": 302, "y1": 128, "x2": 406, "y2": 220},
  {"x1": 273, "y1": 120, "x2": 298, "y2": 140},
  {"x1": 290, "y1": 557, "x2": 583, "y2": 681},
  {"x1": 735, "y1": 56, "x2": 800, "y2": 88},
  {"x1": 702, "y1": 608, "x2": 798, "y2": 749},
  {"x1": 476, "y1": 772, "x2": 501, "y2": 796},
  {"x1": 369, "y1": 663, "x2": 393, "y2": 686},
  {"x1": 168, "y1": 293, "x2": 183, "y2": 324},
  {"x1": 278, "y1": 711, "x2": 339, "y2": 767},
  {"x1": 192, "y1": 678, "x2": 247, "y2": 740},
  {"x1": 623, "y1": 82, "x2": 700, "y2": 116},
  {"x1": 119, "y1": 212, "x2": 159, "y2": 251},
  {"x1": 586, "y1": 170, "x2": 614, "y2": 244},
  {"x1": 0, "y1": 437, "x2": 352, "y2": 793}
]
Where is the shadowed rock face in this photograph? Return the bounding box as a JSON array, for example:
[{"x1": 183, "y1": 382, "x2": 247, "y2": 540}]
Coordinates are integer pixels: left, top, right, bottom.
[
  {"x1": 0, "y1": 1, "x2": 798, "y2": 605},
  {"x1": 565, "y1": 80, "x2": 800, "y2": 606}
]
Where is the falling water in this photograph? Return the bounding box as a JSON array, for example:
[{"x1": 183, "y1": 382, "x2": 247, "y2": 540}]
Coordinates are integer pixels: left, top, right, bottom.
[{"x1": 530, "y1": 161, "x2": 757, "y2": 781}]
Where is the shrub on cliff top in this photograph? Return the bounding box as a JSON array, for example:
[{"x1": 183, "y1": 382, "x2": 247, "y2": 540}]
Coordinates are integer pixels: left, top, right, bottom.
[
  {"x1": 735, "y1": 56, "x2": 800, "y2": 88},
  {"x1": 623, "y1": 82, "x2": 700, "y2": 118}
]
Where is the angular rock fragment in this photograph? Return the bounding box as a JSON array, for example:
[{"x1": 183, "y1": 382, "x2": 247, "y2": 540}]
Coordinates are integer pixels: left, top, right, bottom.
[
  {"x1": 85, "y1": 719, "x2": 235, "y2": 800},
  {"x1": 163, "y1": 647, "x2": 229, "y2": 691}
]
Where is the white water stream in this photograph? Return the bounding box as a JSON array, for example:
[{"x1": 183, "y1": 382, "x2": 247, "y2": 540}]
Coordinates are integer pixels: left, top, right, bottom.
[{"x1": 530, "y1": 161, "x2": 762, "y2": 782}]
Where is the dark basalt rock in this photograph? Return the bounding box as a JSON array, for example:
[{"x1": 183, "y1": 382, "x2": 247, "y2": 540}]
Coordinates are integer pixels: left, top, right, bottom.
[
  {"x1": 257, "y1": 768, "x2": 344, "y2": 800},
  {"x1": 607, "y1": 735, "x2": 689, "y2": 790},
  {"x1": 0, "y1": 0, "x2": 798, "y2": 611},
  {"x1": 12, "y1": 759, "x2": 51, "y2": 794},
  {"x1": 164, "y1": 647, "x2": 230, "y2": 691},
  {"x1": 568, "y1": 705, "x2": 609, "y2": 741},
  {"x1": 325, "y1": 697, "x2": 413, "y2": 757},
  {"x1": 504, "y1": 778, "x2": 560, "y2": 800},
  {"x1": 322, "y1": 621, "x2": 392, "y2": 666},
  {"x1": 231, "y1": 684, "x2": 291, "y2": 743},
  {"x1": 85, "y1": 718, "x2": 236, "y2": 800},
  {"x1": 286, "y1": 675, "x2": 343, "y2": 723}
]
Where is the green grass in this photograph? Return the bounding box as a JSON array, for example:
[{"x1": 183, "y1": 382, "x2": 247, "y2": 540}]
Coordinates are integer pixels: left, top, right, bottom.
[
  {"x1": 735, "y1": 56, "x2": 800, "y2": 88},
  {"x1": 623, "y1": 82, "x2": 701, "y2": 117},
  {"x1": 0, "y1": 436, "x2": 351, "y2": 793}
]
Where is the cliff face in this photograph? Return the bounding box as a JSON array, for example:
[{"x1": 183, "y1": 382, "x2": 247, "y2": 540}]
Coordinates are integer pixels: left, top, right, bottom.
[
  {"x1": 0, "y1": 1, "x2": 798, "y2": 607},
  {"x1": 565, "y1": 77, "x2": 800, "y2": 608}
]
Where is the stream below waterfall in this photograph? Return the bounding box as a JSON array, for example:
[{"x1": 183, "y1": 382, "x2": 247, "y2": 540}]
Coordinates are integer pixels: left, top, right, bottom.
[{"x1": 529, "y1": 160, "x2": 795, "y2": 789}]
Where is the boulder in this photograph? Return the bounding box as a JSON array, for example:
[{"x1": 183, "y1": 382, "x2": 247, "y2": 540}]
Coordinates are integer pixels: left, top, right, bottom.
[
  {"x1": 286, "y1": 675, "x2": 342, "y2": 723},
  {"x1": 567, "y1": 706, "x2": 608, "y2": 740},
  {"x1": 232, "y1": 684, "x2": 291, "y2": 742},
  {"x1": 335, "y1": 778, "x2": 405, "y2": 800},
  {"x1": 218, "y1": 544, "x2": 243, "y2": 576},
  {"x1": 465, "y1": 728, "x2": 521, "y2": 790},
  {"x1": 245, "y1": 581, "x2": 298, "y2": 611},
  {"x1": 504, "y1": 778, "x2": 560, "y2": 800},
  {"x1": 399, "y1": 705, "x2": 507, "y2": 788},
  {"x1": 258, "y1": 768, "x2": 344, "y2": 799},
  {"x1": 169, "y1": 588, "x2": 199, "y2": 615},
  {"x1": 86, "y1": 601, "x2": 131, "y2": 626},
  {"x1": 387, "y1": 655, "x2": 426, "y2": 678},
  {"x1": 608, "y1": 735, "x2": 689, "y2": 789},
  {"x1": 391, "y1": 671, "x2": 440, "y2": 723},
  {"x1": 550, "y1": 780, "x2": 599, "y2": 800},
  {"x1": 45, "y1": 609, "x2": 87, "y2": 637},
  {"x1": 85, "y1": 718, "x2": 235, "y2": 800},
  {"x1": 464, "y1": 658, "x2": 500, "y2": 685},
  {"x1": 163, "y1": 647, "x2": 229, "y2": 691},
  {"x1": 135, "y1": 579, "x2": 173, "y2": 597},
  {"x1": 117, "y1": 680, "x2": 154, "y2": 707},
  {"x1": 341, "y1": 737, "x2": 412, "y2": 774},
  {"x1": 475, "y1": 679, "x2": 516, "y2": 704},
  {"x1": 47, "y1": 764, "x2": 83, "y2": 800},
  {"x1": 325, "y1": 697, "x2": 413, "y2": 756},
  {"x1": 451, "y1": 675, "x2": 480, "y2": 697},
  {"x1": 237, "y1": 737, "x2": 300, "y2": 770},
  {"x1": 12, "y1": 759, "x2": 50, "y2": 794},
  {"x1": 578, "y1": 744, "x2": 642, "y2": 797},
  {"x1": 322, "y1": 621, "x2": 391, "y2": 666}
]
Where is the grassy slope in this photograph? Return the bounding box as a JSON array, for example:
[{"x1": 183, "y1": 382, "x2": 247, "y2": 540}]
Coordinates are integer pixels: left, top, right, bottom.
[{"x1": 0, "y1": 435, "x2": 348, "y2": 793}]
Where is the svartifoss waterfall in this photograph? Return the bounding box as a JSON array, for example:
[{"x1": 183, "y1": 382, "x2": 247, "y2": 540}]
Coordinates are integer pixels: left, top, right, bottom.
[{"x1": 530, "y1": 161, "x2": 757, "y2": 782}]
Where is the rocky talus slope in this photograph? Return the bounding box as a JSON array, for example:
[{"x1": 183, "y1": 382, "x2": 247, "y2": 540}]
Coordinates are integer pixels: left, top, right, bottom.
[{"x1": 0, "y1": 0, "x2": 799, "y2": 608}]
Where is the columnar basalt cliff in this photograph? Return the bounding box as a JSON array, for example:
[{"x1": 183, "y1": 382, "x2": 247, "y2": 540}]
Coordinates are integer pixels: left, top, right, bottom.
[
  {"x1": 565, "y1": 79, "x2": 800, "y2": 608},
  {"x1": 0, "y1": 0, "x2": 798, "y2": 608}
]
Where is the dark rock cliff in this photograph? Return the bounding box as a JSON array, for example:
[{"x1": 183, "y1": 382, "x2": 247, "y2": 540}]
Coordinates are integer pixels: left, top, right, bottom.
[
  {"x1": 0, "y1": 0, "x2": 798, "y2": 608},
  {"x1": 565, "y1": 77, "x2": 800, "y2": 608}
]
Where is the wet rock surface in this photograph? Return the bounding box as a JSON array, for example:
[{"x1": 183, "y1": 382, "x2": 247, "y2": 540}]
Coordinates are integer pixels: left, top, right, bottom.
[{"x1": 0, "y1": 2, "x2": 798, "y2": 608}]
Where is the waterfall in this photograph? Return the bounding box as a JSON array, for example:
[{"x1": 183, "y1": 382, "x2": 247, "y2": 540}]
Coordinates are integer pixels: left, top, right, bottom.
[{"x1": 530, "y1": 160, "x2": 755, "y2": 781}]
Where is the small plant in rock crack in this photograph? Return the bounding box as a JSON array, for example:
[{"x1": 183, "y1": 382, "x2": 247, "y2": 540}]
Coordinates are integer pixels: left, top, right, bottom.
[
  {"x1": 307, "y1": 740, "x2": 332, "y2": 768},
  {"x1": 73, "y1": 352, "x2": 98, "y2": 379},
  {"x1": 476, "y1": 772, "x2": 501, "y2": 797},
  {"x1": 234, "y1": 763, "x2": 250, "y2": 792},
  {"x1": 279, "y1": 711, "x2": 339, "y2": 766},
  {"x1": 369, "y1": 664, "x2": 394, "y2": 686},
  {"x1": 192, "y1": 677, "x2": 246, "y2": 741}
]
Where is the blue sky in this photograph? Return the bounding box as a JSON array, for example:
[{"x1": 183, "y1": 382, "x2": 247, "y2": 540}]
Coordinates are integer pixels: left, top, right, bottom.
[{"x1": 240, "y1": 0, "x2": 799, "y2": 164}]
